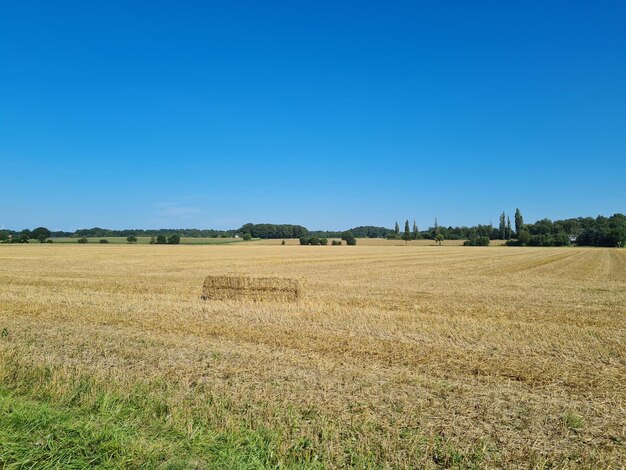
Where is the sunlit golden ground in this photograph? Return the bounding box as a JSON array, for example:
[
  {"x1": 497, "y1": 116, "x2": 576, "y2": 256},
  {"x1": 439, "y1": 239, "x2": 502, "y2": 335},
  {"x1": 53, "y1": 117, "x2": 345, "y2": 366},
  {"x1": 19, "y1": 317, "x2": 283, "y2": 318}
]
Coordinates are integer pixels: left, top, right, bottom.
[{"x1": 0, "y1": 244, "x2": 624, "y2": 468}]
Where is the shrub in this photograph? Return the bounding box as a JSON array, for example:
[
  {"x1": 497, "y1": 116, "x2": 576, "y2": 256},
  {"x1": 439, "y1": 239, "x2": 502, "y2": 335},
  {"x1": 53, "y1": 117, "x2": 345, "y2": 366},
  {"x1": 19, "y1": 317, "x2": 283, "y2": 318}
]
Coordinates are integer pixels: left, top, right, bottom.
[
  {"x1": 541, "y1": 235, "x2": 554, "y2": 247},
  {"x1": 281, "y1": 240, "x2": 286, "y2": 245},
  {"x1": 527, "y1": 235, "x2": 554, "y2": 246},
  {"x1": 299, "y1": 237, "x2": 310, "y2": 245},
  {"x1": 127, "y1": 235, "x2": 138, "y2": 243},
  {"x1": 320, "y1": 238, "x2": 328, "y2": 246},
  {"x1": 309, "y1": 237, "x2": 321, "y2": 246},
  {"x1": 156, "y1": 235, "x2": 167, "y2": 244},
  {"x1": 149, "y1": 237, "x2": 156, "y2": 244},
  {"x1": 346, "y1": 237, "x2": 357, "y2": 246},
  {"x1": 46, "y1": 239, "x2": 53, "y2": 243},
  {"x1": 242, "y1": 233, "x2": 252, "y2": 241},
  {"x1": 464, "y1": 236, "x2": 490, "y2": 246},
  {"x1": 99, "y1": 239, "x2": 109, "y2": 244},
  {"x1": 77, "y1": 237, "x2": 88, "y2": 244},
  {"x1": 167, "y1": 234, "x2": 181, "y2": 245},
  {"x1": 331, "y1": 240, "x2": 342, "y2": 246}
]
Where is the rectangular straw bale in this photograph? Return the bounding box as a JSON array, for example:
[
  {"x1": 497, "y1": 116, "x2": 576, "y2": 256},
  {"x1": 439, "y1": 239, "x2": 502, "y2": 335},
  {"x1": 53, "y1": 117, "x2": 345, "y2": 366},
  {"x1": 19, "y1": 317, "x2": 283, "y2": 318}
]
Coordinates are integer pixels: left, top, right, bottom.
[{"x1": 201, "y1": 275, "x2": 301, "y2": 301}]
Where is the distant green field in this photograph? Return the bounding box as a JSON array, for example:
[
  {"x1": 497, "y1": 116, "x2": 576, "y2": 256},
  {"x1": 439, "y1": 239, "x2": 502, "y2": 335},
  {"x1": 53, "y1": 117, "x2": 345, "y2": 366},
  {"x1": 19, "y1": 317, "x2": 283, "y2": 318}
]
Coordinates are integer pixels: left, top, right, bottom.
[{"x1": 46, "y1": 237, "x2": 247, "y2": 245}]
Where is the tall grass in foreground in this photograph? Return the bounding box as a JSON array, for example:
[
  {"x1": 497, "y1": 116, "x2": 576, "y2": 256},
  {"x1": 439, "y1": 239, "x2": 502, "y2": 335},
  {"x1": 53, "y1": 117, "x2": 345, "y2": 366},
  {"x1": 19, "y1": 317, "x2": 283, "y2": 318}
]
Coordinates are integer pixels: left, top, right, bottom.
[{"x1": 0, "y1": 353, "x2": 486, "y2": 469}]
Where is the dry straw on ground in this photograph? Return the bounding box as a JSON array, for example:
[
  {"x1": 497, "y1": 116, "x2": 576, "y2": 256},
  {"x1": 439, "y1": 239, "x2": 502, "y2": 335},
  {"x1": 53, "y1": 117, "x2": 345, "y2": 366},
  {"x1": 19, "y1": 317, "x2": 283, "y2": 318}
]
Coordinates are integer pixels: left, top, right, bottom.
[
  {"x1": 0, "y1": 244, "x2": 624, "y2": 467},
  {"x1": 201, "y1": 274, "x2": 301, "y2": 301}
]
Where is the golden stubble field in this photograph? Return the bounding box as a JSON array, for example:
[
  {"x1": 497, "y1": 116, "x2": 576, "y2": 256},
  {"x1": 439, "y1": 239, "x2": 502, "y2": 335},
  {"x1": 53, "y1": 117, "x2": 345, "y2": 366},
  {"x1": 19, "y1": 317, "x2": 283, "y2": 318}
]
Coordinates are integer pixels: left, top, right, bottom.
[{"x1": 0, "y1": 244, "x2": 624, "y2": 468}]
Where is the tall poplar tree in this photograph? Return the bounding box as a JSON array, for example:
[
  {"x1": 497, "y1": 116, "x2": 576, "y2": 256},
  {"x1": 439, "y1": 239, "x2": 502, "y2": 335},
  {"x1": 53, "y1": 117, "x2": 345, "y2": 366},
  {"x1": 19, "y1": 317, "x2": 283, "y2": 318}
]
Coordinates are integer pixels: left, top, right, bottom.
[
  {"x1": 412, "y1": 220, "x2": 419, "y2": 240},
  {"x1": 403, "y1": 220, "x2": 411, "y2": 244},
  {"x1": 506, "y1": 216, "x2": 512, "y2": 240},
  {"x1": 394, "y1": 221, "x2": 400, "y2": 236},
  {"x1": 514, "y1": 208, "x2": 523, "y2": 236},
  {"x1": 499, "y1": 212, "x2": 506, "y2": 240}
]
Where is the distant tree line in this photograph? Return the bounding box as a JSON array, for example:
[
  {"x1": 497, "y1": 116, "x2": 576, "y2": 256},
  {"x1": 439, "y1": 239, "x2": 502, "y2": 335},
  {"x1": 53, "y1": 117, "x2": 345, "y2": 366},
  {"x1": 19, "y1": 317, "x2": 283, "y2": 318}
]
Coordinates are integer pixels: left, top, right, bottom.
[
  {"x1": 386, "y1": 211, "x2": 626, "y2": 248},
  {"x1": 310, "y1": 226, "x2": 392, "y2": 238},
  {"x1": 72, "y1": 227, "x2": 234, "y2": 238},
  {"x1": 2, "y1": 213, "x2": 624, "y2": 247},
  {"x1": 0, "y1": 227, "x2": 52, "y2": 243}
]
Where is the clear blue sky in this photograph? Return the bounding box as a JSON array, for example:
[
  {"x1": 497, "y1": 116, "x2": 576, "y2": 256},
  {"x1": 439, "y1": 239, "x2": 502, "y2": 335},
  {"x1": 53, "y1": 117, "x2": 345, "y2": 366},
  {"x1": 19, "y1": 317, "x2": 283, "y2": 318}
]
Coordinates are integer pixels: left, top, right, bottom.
[{"x1": 1, "y1": 1, "x2": 624, "y2": 231}]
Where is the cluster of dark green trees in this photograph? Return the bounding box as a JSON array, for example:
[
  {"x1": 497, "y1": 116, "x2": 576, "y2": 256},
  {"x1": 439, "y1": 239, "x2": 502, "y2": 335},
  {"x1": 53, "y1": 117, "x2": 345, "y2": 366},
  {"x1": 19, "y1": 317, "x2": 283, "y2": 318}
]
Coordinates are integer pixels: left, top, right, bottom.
[
  {"x1": 299, "y1": 237, "x2": 328, "y2": 246},
  {"x1": 507, "y1": 212, "x2": 625, "y2": 247},
  {"x1": 340, "y1": 231, "x2": 357, "y2": 245},
  {"x1": 0, "y1": 227, "x2": 52, "y2": 243},
  {"x1": 298, "y1": 230, "x2": 357, "y2": 246},
  {"x1": 150, "y1": 234, "x2": 180, "y2": 245},
  {"x1": 238, "y1": 223, "x2": 308, "y2": 239}
]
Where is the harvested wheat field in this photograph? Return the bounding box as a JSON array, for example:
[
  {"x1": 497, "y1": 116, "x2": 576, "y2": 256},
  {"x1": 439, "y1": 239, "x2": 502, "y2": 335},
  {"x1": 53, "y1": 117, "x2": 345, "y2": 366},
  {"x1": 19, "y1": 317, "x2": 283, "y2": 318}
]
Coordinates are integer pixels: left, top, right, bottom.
[{"x1": 0, "y1": 244, "x2": 625, "y2": 468}]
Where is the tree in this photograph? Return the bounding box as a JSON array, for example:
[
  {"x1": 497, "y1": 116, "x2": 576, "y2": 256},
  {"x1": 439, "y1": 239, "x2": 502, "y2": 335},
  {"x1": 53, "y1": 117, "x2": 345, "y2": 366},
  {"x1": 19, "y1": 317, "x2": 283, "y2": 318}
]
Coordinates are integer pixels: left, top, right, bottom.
[
  {"x1": 412, "y1": 221, "x2": 419, "y2": 240},
  {"x1": 435, "y1": 233, "x2": 444, "y2": 246},
  {"x1": 514, "y1": 208, "x2": 523, "y2": 236},
  {"x1": 499, "y1": 212, "x2": 506, "y2": 240},
  {"x1": 126, "y1": 235, "x2": 138, "y2": 244},
  {"x1": 99, "y1": 239, "x2": 109, "y2": 243},
  {"x1": 402, "y1": 220, "x2": 411, "y2": 245},
  {"x1": 156, "y1": 235, "x2": 167, "y2": 244},
  {"x1": 506, "y1": 216, "x2": 512, "y2": 240},
  {"x1": 341, "y1": 231, "x2": 354, "y2": 241},
  {"x1": 149, "y1": 236, "x2": 156, "y2": 244},
  {"x1": 77, "y1": 237, "x2": 88, "y2": 244},
  {"x1": 242, "y1": 233, "x2": 252, "y2": 241},
  {"x1": 394, "y1": 222, "x2": 400, "y2": 236},
  {"x1": 346, "y1": 237, "x2": 357, "y2": 245},
  {"x1": 518, "y1": 230, "x2": 531, "y2": 245},
  {"x1": 434, "y1": 217, "x2": 439, "y2": 235},
  {"x1": 32, "y1": 227, "x2": 51, "y2": 243},
  {"x1": 553, "y1": 233, "x2": 571, "y2": 246},
  {"x1": 167, "y1": 234, "x2": 181, "y2": 245}
]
